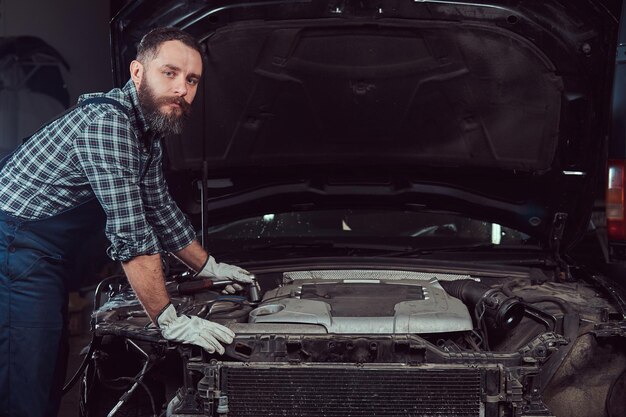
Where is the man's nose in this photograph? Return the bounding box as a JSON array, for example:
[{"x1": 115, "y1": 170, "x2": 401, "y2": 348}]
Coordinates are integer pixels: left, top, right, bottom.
[{"x1": 173, "y1": 77, "x2": 188, "y2": 97}]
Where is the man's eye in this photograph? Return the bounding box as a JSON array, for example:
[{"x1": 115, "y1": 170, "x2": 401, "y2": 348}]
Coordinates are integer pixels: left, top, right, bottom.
[
  {"x1": 188, "y1": 78, "x2": 199, "y2": 86},
  {"x1": 164, "y1": 71, "x2": 175, "y2": 77}
]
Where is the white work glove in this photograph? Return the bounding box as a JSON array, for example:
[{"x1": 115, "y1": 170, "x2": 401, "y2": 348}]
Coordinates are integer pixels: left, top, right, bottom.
[
  {"x1": 196, "y1": 256, "x2": 252, "y2": 294},
  {"x1": 156, "y1": 304, "x2": 234, "y2": 354}
]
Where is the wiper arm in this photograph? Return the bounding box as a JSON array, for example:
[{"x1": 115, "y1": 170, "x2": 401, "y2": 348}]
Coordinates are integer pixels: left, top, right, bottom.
[
  {"x1": 384, "y1": 243, "x2": 542, "y2": 257},
  {"x1": 384, "y1": 242, "x2": 494, "y2": 257}
]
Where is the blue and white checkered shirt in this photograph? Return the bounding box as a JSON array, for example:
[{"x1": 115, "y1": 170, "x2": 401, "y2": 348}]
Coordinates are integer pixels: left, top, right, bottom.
[{"x1": 0, "y1": 80, "x2": 196, "y2": 261}]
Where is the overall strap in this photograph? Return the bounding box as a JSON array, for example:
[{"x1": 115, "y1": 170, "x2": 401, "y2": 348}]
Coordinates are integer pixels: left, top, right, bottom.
[
  {"x1": 79, "y1": 97, "x2": 130, "y2": 118},
  {"x1": 22, "y1": 96, "x2": 130, "y2": 144},
  {"x1": 82, "y1": 96, "x2": 151, "y2": 178}
]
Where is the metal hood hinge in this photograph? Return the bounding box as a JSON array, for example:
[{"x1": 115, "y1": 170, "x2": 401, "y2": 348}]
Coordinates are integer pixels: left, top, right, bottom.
[{"x1": 549, "y1": 213, "x2": 571, "y2": 281}]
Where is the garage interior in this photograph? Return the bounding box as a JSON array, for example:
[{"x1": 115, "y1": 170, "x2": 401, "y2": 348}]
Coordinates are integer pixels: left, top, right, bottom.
[
  {"x1": 1, "y1": 0, "x2": 130, "y2": 414},
  {"x1": 1, "y1": 1, "x2": 625, "y2": 417}
]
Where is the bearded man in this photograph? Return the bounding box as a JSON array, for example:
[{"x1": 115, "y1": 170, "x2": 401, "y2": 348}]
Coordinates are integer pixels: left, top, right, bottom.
[{"x1": 0, "y1": 27, "x2": 248, "y2": 417}]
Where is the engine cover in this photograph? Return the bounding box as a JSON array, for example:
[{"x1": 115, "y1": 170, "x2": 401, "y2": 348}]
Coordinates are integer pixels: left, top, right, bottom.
[{"x1": 247, "y1": 278, "x2": 473, "y2": 334}]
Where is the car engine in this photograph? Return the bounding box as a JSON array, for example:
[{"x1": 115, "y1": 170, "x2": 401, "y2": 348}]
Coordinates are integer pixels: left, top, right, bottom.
[{"x1": 245, "y1": 270, "x2": 475, "y2": 334}]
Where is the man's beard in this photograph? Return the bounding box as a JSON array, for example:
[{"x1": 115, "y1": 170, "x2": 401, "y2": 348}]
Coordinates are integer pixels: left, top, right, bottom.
[{"x1": 138, "y1": 77, "x2": 192, "y2": 136}]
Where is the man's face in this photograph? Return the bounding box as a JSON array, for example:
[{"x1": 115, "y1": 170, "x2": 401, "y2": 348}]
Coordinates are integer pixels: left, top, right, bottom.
[{"x1": 132, "y1": 40, "x2": 203, "y2": 136}]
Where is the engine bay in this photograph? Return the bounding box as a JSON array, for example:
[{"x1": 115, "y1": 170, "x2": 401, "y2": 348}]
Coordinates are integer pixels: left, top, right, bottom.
[
  {"x1": 87, "y1": 264, "x2": 626, "y2": 417},
  {"x1": 92, "y1": 266, "x2": 620, "y2": 355}
]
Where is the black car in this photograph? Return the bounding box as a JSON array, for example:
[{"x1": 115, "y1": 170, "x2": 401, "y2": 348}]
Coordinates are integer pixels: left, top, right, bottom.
[{"x1": 80, "y1": 1, "x2": 626, "y2": 416}]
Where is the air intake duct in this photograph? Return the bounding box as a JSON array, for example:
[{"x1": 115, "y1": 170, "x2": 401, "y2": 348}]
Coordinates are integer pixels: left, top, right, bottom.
[{"x1": 439, "y1": 280, "x2": 524, "y2": 331}]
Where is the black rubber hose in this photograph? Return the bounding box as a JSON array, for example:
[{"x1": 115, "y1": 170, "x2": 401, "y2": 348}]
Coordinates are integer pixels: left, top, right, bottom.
[
  {"x1": 516, "y1": 295, "x2": 573, "y2": 315},
  {"x1": 501, "y1": 279, "x2": 531, "y2": 297},
  {"x1": 63, "y1": 273, "x2": 125, "y2": 396},
  {"x1": 606, "y1": 368, "x2": 626, "y2": 417},
  {"x1": 62, "y1": 335, "x2": 100, "y2": 395},
  {"x1": 439, "y1": 280, "x2": 491, "y2": 305}
]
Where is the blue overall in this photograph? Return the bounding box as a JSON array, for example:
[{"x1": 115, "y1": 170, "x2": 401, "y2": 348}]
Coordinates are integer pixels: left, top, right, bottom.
[{"x1": 0, "y1": 98, "x2": 129, "y2": 417}]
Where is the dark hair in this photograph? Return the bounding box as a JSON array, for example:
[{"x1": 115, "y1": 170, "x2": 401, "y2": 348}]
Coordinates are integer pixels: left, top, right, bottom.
[{"x1": 136, "y1": 27, "x2": 204, "y2": 63}]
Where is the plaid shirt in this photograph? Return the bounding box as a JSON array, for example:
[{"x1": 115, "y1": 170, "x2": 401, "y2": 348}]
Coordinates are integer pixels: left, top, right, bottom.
[{"x1": 0, "y1": 80, "x2": 196, "y2": 261}]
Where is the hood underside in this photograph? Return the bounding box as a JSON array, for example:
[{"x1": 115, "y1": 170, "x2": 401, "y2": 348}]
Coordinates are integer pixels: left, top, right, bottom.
[{"x1": 111, "y1": 0, "x2": 619, "y2": 248}]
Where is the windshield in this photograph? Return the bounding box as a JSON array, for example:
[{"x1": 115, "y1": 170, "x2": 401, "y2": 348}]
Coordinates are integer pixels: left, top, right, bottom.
[{"x1": 205, "y1": 209, "x2": 532, "y2": 250}]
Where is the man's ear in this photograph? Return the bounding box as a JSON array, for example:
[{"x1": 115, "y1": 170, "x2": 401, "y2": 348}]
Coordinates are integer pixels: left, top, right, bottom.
[{"x1": 130, "y1": 60, "x2": 144, "y2": 88}]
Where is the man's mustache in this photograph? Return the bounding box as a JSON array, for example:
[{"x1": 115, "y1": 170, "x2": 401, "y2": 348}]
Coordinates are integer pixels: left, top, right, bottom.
[{"x1": 158, "y1": 96, "x2": 192, "y2": 115}]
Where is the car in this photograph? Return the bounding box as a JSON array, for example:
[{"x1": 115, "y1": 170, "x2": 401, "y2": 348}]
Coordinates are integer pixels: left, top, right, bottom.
[{"x1": 79, "y1": 1, "x2": 626, "y2": 416}]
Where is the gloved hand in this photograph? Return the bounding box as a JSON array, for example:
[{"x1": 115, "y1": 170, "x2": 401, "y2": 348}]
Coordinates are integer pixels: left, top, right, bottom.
[
  {"x1": 196, "y1": 256, "x2": 252, "y2": 293},
  {"x1": 156, "y1": 303, "x2": 234, "y2": 354}
]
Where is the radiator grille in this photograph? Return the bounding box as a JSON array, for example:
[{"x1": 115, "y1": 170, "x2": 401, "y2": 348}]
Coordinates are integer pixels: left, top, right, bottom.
[{"x1": 223, "y1": 366, "x2": 482, "y2": 417}]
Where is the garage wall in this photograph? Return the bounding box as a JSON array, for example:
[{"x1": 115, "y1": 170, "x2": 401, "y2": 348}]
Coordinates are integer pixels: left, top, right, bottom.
[{"x1": 1, "y1": 0, "x2": 113, "y2": 103}]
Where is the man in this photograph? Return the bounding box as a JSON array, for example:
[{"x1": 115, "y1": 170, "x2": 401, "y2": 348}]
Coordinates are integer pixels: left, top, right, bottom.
[{"x1": 0, "y1": 27, "x2": 247, "y2": 417}]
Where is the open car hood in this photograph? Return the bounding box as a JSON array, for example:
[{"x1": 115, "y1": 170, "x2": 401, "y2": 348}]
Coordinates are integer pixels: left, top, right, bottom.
[{"x1": 111, "y1": 0, "x2": 619, "y2": 251}]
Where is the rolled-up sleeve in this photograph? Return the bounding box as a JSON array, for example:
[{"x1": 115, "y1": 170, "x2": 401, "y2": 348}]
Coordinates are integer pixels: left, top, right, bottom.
[
  {"x1": 73, "y1": 113, "x2": 162, "y2": 261},
  {"x1": 141, "y1": 139, "x2": 196, "y2": 253}
]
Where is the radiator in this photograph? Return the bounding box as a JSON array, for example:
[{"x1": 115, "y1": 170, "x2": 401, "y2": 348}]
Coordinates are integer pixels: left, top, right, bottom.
[{"x1": 222, "y1": 365, "x2": 483, "y2": 417}]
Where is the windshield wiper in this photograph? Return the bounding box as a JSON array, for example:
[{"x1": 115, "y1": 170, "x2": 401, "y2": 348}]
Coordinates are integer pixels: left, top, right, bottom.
[
  {"x1": 383, "y1": 243, "x2": 542, "y2": 257},
  {"x1": 214, "y1": 240, "x2": 541, "y2": 261},
  {"x1": 243, "y1": 240, "x2": 414, "y2": 253}
]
